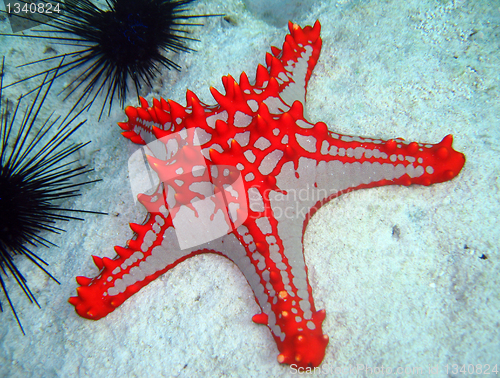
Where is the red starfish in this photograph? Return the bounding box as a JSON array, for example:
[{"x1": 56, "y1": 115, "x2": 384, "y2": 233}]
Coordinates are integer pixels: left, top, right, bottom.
[{"x1": 69, "y1": 21, "x2": 465, "y2": 368}]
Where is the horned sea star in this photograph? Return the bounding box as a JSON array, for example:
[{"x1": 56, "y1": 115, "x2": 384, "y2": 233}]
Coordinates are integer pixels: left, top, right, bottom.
[{"x1": 69, "y1": 21, "x2": 465, "y2": 368}]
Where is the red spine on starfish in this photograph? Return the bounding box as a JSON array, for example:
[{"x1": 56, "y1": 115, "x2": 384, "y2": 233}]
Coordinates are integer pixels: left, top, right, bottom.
[{"x1": 69, "y1": 21, "x2": 465, "y2": 368}]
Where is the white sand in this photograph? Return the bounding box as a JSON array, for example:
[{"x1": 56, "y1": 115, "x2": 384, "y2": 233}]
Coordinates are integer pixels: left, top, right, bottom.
[{"x1": 0, "y1": 0, "x2": 498, "y2": 376}]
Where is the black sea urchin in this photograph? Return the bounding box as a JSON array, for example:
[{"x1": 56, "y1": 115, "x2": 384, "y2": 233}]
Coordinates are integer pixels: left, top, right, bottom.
[
  {"x1": 2, "y1": 0, "x2": 221, "y2": 118},
  {"x1": 0, "y1": 57, "x2": 101, "y2": 333}
]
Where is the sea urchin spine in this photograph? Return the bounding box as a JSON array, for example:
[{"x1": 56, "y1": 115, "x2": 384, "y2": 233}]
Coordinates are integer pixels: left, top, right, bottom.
[
  {"x1": 2, "y1": 0, "x2": 222, "y2": 118},
  {"x1": 0, "y1": 57, "x2": 102, "y2": 333}
]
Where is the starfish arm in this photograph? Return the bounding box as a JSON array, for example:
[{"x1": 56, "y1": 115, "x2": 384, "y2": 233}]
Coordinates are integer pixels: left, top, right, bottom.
[
  {"x1": 232, "y1": 204, "x2": 329, "y2": 367},
  {"x1": 261, "y1": 101, "x2": 465, "y2": 204},
  {"x1": 68, "y1": 183, "x2": 195, "y2": 320},
  {"x1": 117, "y1": 19, "x2": 323, "y2": 147}
]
